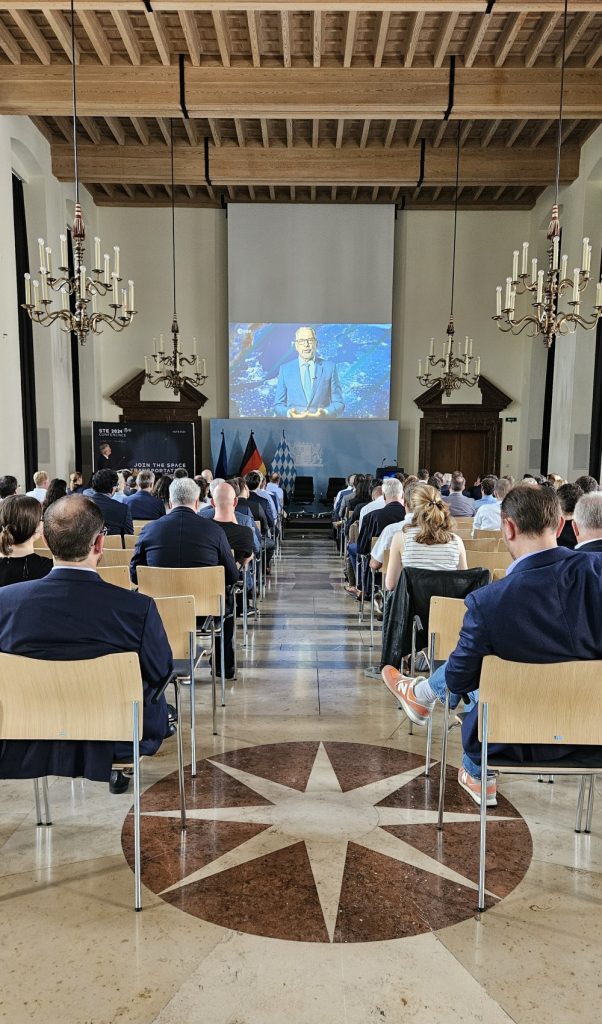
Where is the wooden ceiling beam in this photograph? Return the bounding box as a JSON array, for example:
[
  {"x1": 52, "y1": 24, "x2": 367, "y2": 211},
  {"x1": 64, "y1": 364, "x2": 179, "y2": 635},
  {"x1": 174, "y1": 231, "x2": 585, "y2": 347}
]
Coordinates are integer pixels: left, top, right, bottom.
[
  {"x1": 79, "y1": 116, "x2": 101, "y2": 143},
  {"x1": 45, "y1": 10, "x2": 80, "y2": 63},
  {"x1": 212, "y1": 11, "x2": 230, "y2": 68},
  {"x1": 286, "y1": 117, "x2": 293, "y2": 147},
  {"x1": 312, "y1": 118, "x2": 319, "y2": 147},
  {"x1": 179, "y1": 12, "x2": 201, "y2": 67},
  {"x1": 373, "y1": 12, "x2": 390, "y2": 69},
  {"x1": 494, "y1": 12, "x2": 527, "y2": 67},
  {"x1": 585, "y1": 36, "x2": 602, "y2": 69},
  {"x1": 112, "y1": 10, "x2": 141, "y2": 66},
  {"x1": 313, "y1": 10, "x2": 321, "y2": 68},
  {"x1": 407, "y1": 119, "x2": 421, "y2": 147},
  {"x1": 463, "y1": 11, "x2": 490, "y2": 68},
  {"x1": 359, "y1": 119, "x2": 371, "y2": 148},
  {"x1": 183, "y1": 118, "x2": 199, "y2": 145},
  {"x1": 261, "y1": 117, "x2": 269, "y2": 147},
  {"x1": 404, "y1": 12, "x2": 424, "y2": 69},
  {"x1": 335, "y1": 119, "x2": 344, "y2": 148},
  {"x1": 557, "y1": 12, "x2": 593, "y2": 66},
  {"x1": 505, "y1": 118, "x2": 527, "y2": 146},
  {"x1": 145, "y1": 11, "x2": 171, "y2": 67},
  {"x1": 0, "y1": 22, "x2": 21, "y2": 64},
  {"x1": 208, "y1": 118, "x2": 221, "y2": 145},
  {"x1": 433, "y1": 121, "x2": 447, "y2": 148},
  {"x1": 0, "y1": 1, "x2": 600, "y2": 10},
  {"x1": 3, "y1": 67, "x2": 602, "y2": 121},
  {"x1": 78, "y1": 11, "x2": 112, "y2": 66},
  {"x1": 459, "y1": 119, "x2": 472, "y2": 145},
  {"x1": 281, "y1": 10, "x2": 291, "y2": 68},
  {"x1": 156, "y1": 116, "x2": 171, "y2": 145},
  {"x1": 234, "y1": 117, "x2": 245, "y2": 146},
  {"x1": 131, "y1": 116, "x2": 150, "y2": 144},
  {"x1": 433, "y1": 12, "x2": 458, "y2": 69},
  {"x1": 105, "y1": 116, "x2": 125, "y2": 144},
  {"x1": 51, "y1": 141, "x2": 580, "y2": 189},
  {"x1": 480, "y1": 119, "x2": 500, "y2": 147},
  {"x1": 523, "y1": 12, "x2": 559, "y2": 68},
  {"x1": 11, "y1": 11, "x2": 51, "y2": 65},
  {"x1": 343, "y1": 10, "x2": 357, "y2": 68},
  {"x1": 53, "y1": 115, "x2": 72, "y2": 142},
  {"x1": 529, "y1": 118, "x2": 554, "y2": 147},
  {"x1": 247, "y1": 10, "x2": 260, "y2": 67},
  {"x1": 30, "y1": 116, "x2": 53, "y2": 142}
]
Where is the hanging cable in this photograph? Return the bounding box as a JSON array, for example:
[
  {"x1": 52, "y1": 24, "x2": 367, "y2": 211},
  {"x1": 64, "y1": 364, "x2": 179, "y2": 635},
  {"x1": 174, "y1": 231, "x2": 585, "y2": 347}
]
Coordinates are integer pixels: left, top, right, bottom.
[
  {"x1": 70, "y1": 0, "x2": 79, "y2": 205},
  {"x1": 554, "y1": 0, "x2": 569, "y2": 208},
  {"x1": 449, "y1": 120, "x2": 461, "y2": 319},
  {"x1": 170, "y1": 117, "x2": 177, "y2": 317}
]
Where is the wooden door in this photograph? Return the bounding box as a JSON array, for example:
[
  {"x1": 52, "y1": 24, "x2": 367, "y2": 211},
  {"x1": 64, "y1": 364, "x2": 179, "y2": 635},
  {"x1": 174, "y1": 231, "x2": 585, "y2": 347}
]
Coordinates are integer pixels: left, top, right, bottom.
[{"x1": 429, "y1": 429, "x2": 489, "y2": 483}]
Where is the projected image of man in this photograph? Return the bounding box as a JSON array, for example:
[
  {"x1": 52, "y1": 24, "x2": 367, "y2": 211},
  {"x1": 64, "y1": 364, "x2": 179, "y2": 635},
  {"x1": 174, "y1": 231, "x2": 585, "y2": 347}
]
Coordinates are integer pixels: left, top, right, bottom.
[{"x1": 274, "y1": 326, "x2": 344, "y2": 418}]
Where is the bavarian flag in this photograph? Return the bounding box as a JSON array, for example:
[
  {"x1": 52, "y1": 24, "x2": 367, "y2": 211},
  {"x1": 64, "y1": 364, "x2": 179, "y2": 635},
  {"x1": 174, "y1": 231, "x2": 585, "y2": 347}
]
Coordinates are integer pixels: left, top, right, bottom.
[{"x1": 239, "y1": 431, "x2": 267, "y2": 476}]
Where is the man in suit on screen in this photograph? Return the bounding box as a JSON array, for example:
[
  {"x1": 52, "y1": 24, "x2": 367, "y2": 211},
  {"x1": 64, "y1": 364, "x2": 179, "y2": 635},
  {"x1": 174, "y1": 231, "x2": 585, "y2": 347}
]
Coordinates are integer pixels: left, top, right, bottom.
[{"x1": 273, "y1": 326, "x2": 344, "y2": 418}]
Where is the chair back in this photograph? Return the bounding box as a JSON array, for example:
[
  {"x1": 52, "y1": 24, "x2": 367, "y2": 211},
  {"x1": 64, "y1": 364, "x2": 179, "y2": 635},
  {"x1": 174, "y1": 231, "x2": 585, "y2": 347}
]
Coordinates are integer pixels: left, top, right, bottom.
[
  {"x1": 463, "y1": 539, "x2": 498, "y2": 552},
  {"x1": 103, "y1": 534, "x2": 136, "y2": 549},
  {"x1": 133, "y1": 520, "x2": 148, "y2": 534},
  {"x1": 428, "y1": 596, "x2": 466, "y2": 661},
  {"x1": 153, "y1": 596, "x2": 196, "y2": 659},
  {"x1": 33, "y1": 546, "x2": 53, "y2": 560},
  {"x1": 492, "y1": 568, "x2": 507, "y2": 581},
  {"x1": 452, "y1": 517, "x2": 475, "y2": 529},
  {"x1": 97, "y1": 565, "x2": 132, "y2": 589},
  {"x1": 98, "y1": 547, "x2": 134, "y2": 567},
  {"x1": 348, "y1": 521, "x2": 359, "y2": 545},
  {"x1": 478, "y1": 656, "x2": 602, "y2": 746},
  {"x1": 382, "y1": 548, "x2": 390, "y2": 575},
  {"x1": 474, "y1": 529, "x2": 502, "y2": 539},
  {"x1": 0, "y1": 652, "x2": 142, "y2": 741},
  {"x1": 466, "y1": 549, "x2": 512, "y2": 573},
  {"x1": 137, "y1": 565, "x2": 225, "y2": 616}
]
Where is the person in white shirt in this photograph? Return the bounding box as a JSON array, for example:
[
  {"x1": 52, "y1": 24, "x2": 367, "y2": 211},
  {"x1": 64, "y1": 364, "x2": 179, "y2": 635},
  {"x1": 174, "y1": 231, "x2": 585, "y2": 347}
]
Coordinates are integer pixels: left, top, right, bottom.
[
  {"x1": 472, "y1": 477, "x2": 510, "y2": 534},
  {"x1": 369, "y1": 478, "x2": 418, "y2": 571},
  {"x1": 358, "y1": 484, "x2": 385, "y2": 528},
  {"x1": 26, "y1": 470, "x2": 49, "y2": 503},
  {"x1": 266, "y1": 473, "x2": 284, "y2": 512},
  {"x1": 385, "y1": 484, "x2": 468, "y2": 591}
]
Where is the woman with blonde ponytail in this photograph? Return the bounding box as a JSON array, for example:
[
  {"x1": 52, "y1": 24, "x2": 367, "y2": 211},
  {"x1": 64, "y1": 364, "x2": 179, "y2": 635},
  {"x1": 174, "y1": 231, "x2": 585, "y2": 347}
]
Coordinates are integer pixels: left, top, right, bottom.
[
  {"x1": 0, "y1": 495, "x2": 52, "y2": 586},
  {"x1": 385, "y1": 484, "x2": 467, "y2": 590}
]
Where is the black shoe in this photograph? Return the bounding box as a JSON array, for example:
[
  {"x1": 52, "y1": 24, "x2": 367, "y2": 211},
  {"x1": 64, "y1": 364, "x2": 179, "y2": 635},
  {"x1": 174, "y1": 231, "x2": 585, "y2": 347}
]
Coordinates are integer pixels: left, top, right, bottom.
[{"x1": 109, "y1": 770, "x2": 131, "y2": 794}]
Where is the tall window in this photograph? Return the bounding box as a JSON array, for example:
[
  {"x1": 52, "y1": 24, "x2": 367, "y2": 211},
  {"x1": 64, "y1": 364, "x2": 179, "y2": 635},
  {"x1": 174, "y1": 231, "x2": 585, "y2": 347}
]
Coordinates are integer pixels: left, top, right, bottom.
[{"x1": 12, "y1": 174, "x2": 38, "y2": 484}]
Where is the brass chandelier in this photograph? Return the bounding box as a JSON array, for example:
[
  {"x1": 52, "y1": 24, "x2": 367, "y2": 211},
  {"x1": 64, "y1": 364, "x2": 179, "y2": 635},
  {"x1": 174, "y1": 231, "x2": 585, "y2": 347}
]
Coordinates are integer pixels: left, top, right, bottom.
[
  {"x1": 417, "y1": 121, "x2": 481, "y2": 398},
  {"x1": 144, "y1": 119, "x2": 208, "y2": 396},
  {"x1": 492, "y1": 0, "x2": 602, "y2": 347},
  {"x1": 22, "y1": 0, "x2": 136, "y2": 345}
]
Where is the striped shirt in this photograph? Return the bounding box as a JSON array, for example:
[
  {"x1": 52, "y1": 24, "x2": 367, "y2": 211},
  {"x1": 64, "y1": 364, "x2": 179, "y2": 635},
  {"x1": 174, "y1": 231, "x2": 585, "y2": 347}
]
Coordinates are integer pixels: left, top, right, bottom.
[{"x1": 401, "y1": 527, "x2": 462, "y2": 570}]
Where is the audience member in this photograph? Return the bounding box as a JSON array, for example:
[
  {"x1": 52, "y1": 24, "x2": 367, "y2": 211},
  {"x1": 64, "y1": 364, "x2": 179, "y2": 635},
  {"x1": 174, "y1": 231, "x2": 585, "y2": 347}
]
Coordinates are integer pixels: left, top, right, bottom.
[
  {"x1": 153, "y1": 474, "x2": 172, "y2": 510},
  {"x1": 473, "y1": 476, "x2": 497, "y2": 509},
  {"x1": 547, "y1": 473, "x2": 564, "y2": 489},
  {"x1": 129, "y1": 477, "x2": 238, "y2": 678},
  {"x1": 266, "y1": 472, "x2": 284, "y2": 511},
  {"x1": 381, "y1": 485, "x2": 602, "y2": 806},
  {"x1": 197, "y1": 477, "x2": 211, "y2": 507},
  {"x1": 173, "y1": 467, "x2": 188, "y2": 479},
  {"x1": 26, "y1": 470, "x2": 49, "y2": 503},
  {"x1": 0, "y1": 495, "x2": 170, "y2": 792},
  {"x1": 556, "y1": 482, "x2": 583, "y2": 549},
  {"x1": 369, "y1": 478, "x2": 418, "y2": 574},
  {"x1": 417, "y1": 468, "x2": 429, "y2": 481},
  {"x1": 111, "y1": 470, "x2": 130, "y2": 503},
  {"x1": 0, "y1": 475, "x2": 18, "y2": 502},
  {"x1": 355, "y1": 478, "x2": 406, "y2": 591},
  {"x1": 212, "y1": 482, "x2": 255, "y2": 564},
  {"x1": 427, "y1": 475, "x2": 441, "y2": 491},
  {"x1": 86, "y1": 469, "x2": 134, "y2": 537},
  {"x1": 124, "y1": 469, "x2": 165, "y2": 521},
  {"x1": 440, "y1": 473, "x2": 452, "y2": 496},
  {"x1": 572, "y1": 492, "x2": 602, "y2": 553},
  {"x1": 385, "y1": 483, "x2": 468, "y2": 591},
  {"x1": 443, "y1": 473, "x2": 475, "y2": 517},
  {"x1": 358, "y1": 483, "x2": 385, "y2": 527},
  {"x1": 472, "y1": 478, "x2": 510, "y2": 534},
  {"x1": 246, "y1": 471, "x2": 276, "y2": 529},
  {"x1": 574, "y1": 474, "x2": 599, "y2": 494},
  {"x1": 67, "y1": 471, "x2": 84, "y2": 495},
  {"x1": 41, "y1": 478, "x2": 67, "y2": 515},
  {"x1": 0, "y1": 495, "x2": 52, "y2": 586},
  {"x1": 333, "y1": 474, "x2": 356, "y2": 519},
  {"x1": 195, "y1": 478, "x2": 260, "y2": 554},
  {"x1": 253, "y1": 473, "x2": 279, "y2": 518},
  {"x1": 201, "y1": 469, "x2": 213, "y2": 484}
]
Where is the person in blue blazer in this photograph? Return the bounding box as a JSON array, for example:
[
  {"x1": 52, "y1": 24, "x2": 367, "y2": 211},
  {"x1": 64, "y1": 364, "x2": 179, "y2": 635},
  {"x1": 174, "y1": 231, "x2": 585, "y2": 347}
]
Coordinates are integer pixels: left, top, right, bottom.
[
  {"x1": 274, "y1": 326, "x2": 344, "y2": 418},
  {"x1": 85, "y1": 468, "x2": 134, "y2": 536},
  {"x1": 0, "y1": 496, "x2": 170, "y2": 792},
  {"x1": 124, "y1": 469, "x2": 165, "y2": 521},
  {"x1": 382, "y1": 485, "x2": 602, "y2": 806}
]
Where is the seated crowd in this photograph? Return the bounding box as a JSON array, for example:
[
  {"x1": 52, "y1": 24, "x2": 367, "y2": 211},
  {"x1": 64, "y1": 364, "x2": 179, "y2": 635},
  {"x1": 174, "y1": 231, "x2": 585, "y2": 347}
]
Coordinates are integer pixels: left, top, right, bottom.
[
  {"x1": 334, "y1": 465, "x2": 602, "y2": 805},
  {"x1": 0, "y1": 464, "x2": 284, "y2": 793}
]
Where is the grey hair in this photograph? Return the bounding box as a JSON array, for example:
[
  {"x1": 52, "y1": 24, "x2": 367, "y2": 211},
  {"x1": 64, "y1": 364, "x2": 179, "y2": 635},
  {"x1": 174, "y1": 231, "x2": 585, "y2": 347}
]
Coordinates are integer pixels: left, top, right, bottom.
[
  {"x1": 574, "y1": 493, "x2": 602, "y2": 532},
  {"x1": 137, "y1": 469, "x2": 154, "y2": 489},
  {"x1": 169, "y1": 477, "x2": 200, "y2": 506},
  {"x1": 381, "y1": 477, "x2": 403, "y2": 500},
  {"x1": 209, "y1": 477, "x2": 225, "y2": 495}
]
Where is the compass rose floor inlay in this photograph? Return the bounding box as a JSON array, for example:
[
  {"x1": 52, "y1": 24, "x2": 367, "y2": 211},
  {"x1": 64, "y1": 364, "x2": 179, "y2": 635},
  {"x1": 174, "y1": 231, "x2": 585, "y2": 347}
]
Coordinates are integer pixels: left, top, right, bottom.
[{"x1": 122, "y1": 740, "x2": 532, "y2": 942}]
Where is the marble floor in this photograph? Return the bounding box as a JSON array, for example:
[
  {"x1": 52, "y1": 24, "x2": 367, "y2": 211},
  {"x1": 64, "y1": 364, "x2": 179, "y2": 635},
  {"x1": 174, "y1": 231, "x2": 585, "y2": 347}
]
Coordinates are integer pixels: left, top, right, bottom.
[{"x1": 1, "y1": 530, "x2": 601, "y2": 1023}]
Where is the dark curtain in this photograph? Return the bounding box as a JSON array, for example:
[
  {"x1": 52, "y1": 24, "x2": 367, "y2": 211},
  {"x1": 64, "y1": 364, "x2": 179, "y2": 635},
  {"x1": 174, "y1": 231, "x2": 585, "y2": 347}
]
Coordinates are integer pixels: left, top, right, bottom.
[
  {"x1": 589, "y1": 249, "x2": 602, "y2": 479},
  {"x1": 67, "y1": 229, "x2": 83, "y2": 471},
  {"x1": 12, "y1": 174, "x2": 38, "y2": 483}
]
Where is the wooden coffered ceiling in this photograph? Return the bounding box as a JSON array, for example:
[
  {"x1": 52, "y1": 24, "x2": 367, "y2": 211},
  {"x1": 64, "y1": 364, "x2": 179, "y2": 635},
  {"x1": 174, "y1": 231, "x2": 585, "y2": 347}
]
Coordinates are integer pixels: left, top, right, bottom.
[{"x1": 1, "y1": 2, "x2": 602, "y2": 208}]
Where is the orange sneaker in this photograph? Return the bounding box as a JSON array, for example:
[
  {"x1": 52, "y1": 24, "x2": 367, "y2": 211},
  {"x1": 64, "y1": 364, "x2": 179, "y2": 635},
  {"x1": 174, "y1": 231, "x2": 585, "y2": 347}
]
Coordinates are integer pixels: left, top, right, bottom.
[
  {"x1": 457, "y1": 767, "x2": 497, "y2": 807},
  {"x1": 380, "y1": 666, "x2": 434, "y2": 726}
]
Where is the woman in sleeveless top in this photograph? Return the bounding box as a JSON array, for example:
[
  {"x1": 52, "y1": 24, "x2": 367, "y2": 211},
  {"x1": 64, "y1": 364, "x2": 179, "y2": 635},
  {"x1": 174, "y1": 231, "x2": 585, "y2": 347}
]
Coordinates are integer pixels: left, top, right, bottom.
[
  {"x1": 0, "y1": 495, "x2": 53, "y2": 587},
  {"x1": 385, "y1": 483, "x2": 467, "y2": 591}
]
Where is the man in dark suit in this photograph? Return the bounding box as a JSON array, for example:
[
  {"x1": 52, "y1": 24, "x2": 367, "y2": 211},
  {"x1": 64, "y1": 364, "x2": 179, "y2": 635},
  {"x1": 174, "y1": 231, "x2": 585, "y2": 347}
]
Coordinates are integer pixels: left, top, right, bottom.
[
  {"x1": 86, "y1": 468, "x2": 134, "y2": 537},
  {"x1": 274, "y1": 326, "x2": 345, "y2": 418},
  {"x1": 130, "y1": 477, "x2": 239, "y2": 677},
  {"x1": 357, "y1": 477, "x2": 406, "y2": 558},
  {"x1": 124, "y1": 469, "x2": 165, "y2": 521},
  {"x1": 96, "y1": 442, "x2": 116, "y2": 470},
  {"x1": 573, "y1": 492, "x2": 602, "y2": 553},
  {"x1": 382, "y1": 486, "x2": 602, "y2": 806},
  {"x1": 0, "y1": 496, "x2": 170, "y2": 793}
]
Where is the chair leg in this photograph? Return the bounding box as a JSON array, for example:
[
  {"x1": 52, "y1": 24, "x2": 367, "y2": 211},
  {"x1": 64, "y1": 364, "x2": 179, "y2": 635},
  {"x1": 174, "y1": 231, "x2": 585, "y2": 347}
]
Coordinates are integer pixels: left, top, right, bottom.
[
  {"x1": 220, "y1": 602, "x2": 226, "y2": 708},
  {"x1": 42, "y1": 776, "x2": 52, "y2": 826},
  {"x1": 585, "y1": 775, "x2": 596, "y2": 834},
  {"x1": 33, "y1": 778, "x2": 43, "y2": 826},
  {"x1": 189, "y1": 632, "x2": 197, "y2": 777},
  {"x1": 243, "y1": 573, "x2": 248, "y2": 647},
  {"x1": 478, "y1": 702, "x2": 489, "y2": 912},
  {"x1": 437, "y1": 690, "x2": 450, "y2": 830},
  {"x1": 424, "y1": 632, "x2": 436, "y2": 778},
  {"x1": 369, "y1": 569, "x2": 375, "y2": 648},
  {"x1": 132, "y1": 700, "x2": 142, "y2": 912},
  {"x1": 174, "y1": 681, "x2": 187, "y2": 830},
  {"x1": 211, "y1": 624, "x2": 217, "y2": 735},
  {"x1": 575, "y1": 776, "x2": 587, "y2": 833}
]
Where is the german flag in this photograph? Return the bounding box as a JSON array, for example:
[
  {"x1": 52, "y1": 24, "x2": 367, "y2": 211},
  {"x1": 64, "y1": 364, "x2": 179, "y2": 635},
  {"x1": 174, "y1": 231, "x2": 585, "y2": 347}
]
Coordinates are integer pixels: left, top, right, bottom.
[{"x1": 239, "y1": 431, "x2": 267, "y2": 476}]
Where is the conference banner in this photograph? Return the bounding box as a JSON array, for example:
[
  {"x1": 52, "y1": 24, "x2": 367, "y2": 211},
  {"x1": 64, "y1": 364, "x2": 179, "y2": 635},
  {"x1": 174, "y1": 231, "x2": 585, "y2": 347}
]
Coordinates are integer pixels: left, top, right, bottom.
[{"x1": 92, "y1": 421, "x2": 195, "y2": 475}]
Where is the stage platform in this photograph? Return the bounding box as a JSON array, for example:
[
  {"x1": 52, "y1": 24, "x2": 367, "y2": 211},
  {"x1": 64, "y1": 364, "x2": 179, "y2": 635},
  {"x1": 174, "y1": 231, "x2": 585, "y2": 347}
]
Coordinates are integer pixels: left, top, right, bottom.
[{"x1": 285, "y1": 499, "x2": 334, "y2": 530}]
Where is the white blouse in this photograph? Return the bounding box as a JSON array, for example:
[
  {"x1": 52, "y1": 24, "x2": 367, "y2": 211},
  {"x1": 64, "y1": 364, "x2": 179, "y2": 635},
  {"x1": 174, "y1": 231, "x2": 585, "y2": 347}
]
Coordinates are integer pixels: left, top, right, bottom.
[{"x1": 401, "y1": 526, "x2": 461, "y2": 570}]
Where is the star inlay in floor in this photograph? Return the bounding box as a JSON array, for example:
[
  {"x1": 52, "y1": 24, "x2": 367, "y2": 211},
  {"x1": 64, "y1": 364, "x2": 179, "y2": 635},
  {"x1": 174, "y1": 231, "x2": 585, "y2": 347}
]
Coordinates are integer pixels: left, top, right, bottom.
[{"x1": 122, "y1": 741, "x2": 532, "y2": 942}]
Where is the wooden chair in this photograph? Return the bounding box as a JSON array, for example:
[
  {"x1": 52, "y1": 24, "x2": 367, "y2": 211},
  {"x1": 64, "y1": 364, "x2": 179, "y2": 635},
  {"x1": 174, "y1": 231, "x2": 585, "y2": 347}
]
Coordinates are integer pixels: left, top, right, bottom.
[
  {"x1": 137, "y1": 566, "x2": 226, "y2": 733},
  {"x1": 463, "y1": 539, "x2": 498, "y2": 552},
  {"x1": 154, "y1": 596, "x2": 203, "y2": 776},
  {"x1": 474, "y1": 656, "x2": 602, "y2": 910},
  {"x1": 98, "y1": 548, "x2": 133, "y2": 568},
  {"x1": 97, "y1": 565, "x2": 132, "y2": 589},
  {"x1": 424, "y1": 597, "x2": 467, "y2": 779},
  {"x1": 0, "y1": 650, "x2": 185, "y2": 911},
  {"x1": 103, "y1": 534, "x2": 136, "y2": 550},
  {"x1": 466, "y1": 549, "x2": 512, "y2": 573},
  {"x1": 133, "y1": 520, "x2": 149, "y2": 534},
  {"x1": 33, "y1": 546, "x2": 53, "y2": 560},
  {"x1": 492, "y1": 568, "x2": 507, "y2": 581},
  {"x1": 472, "y1": 529, "x2": 502, "y2": 539}
]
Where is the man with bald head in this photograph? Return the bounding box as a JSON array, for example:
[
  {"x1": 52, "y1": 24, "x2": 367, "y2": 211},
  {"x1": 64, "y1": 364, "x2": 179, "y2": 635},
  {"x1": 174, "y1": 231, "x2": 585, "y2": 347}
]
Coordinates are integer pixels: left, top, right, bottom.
[
  {"x1": 212, "y1": 482, "x2": 254, "y2": 565},
  {"x1": 0, "y1": 495, "x2": 171, "y2": 793},
  {"x1": 273, "y1": 325, "x2": 344, "y2": 417}
]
